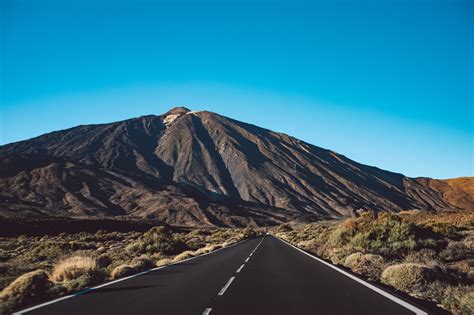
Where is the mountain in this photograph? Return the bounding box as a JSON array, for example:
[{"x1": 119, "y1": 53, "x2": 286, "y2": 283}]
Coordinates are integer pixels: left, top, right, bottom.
[{"x1": 0, "y1": 107, "x2": 470, "y2": 227}]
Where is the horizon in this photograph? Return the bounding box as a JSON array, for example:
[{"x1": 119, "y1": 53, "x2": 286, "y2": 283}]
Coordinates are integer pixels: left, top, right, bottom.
[{"x1": 1, "y1": 0, "x2": 472, "y2": 179}]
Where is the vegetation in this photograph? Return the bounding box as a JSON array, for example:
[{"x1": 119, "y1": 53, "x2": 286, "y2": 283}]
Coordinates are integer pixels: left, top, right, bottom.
[
  {"x1": 0, "y1": 226, "x2": 261, "y2": 314},
  {"x1": 275, "y1": 210, "x2": 474, "y2": 315}
]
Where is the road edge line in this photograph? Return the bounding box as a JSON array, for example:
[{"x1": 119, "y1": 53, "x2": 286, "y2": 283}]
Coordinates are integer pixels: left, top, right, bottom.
[
  {"x1": 274, "y1": 235, "x2": 428, "y2": 315},
  {"x1": 14, "y1": 238, "x2": 251, "y2": 314}
]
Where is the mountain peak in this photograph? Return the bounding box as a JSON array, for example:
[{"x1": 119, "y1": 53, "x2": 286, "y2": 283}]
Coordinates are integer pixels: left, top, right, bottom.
[{"x1": 164, "y1": 107, "x2": 191, "y2": 116}]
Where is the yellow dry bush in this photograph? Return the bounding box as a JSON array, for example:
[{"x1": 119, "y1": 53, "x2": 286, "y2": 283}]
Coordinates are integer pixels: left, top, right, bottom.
[
  {"x1": 172, "y1": 251, "x2": 195, "y2": 262},
  {"x1": 110, "y1": 265, "x2": 135, "y2": 280},
  {"x1": 51, "y1": 256, "x2": 97, "y2": 282}
]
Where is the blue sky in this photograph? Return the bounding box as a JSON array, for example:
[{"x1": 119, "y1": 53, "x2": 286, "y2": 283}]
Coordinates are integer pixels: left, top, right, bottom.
[{"x1": 0, "y1": 0, "x2": 472, "y2": 179}]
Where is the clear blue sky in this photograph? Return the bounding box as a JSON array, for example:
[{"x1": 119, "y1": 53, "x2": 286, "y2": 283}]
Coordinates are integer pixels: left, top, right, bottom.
[{"x1": 0, "y1": 0, "x2": 472, "y2": 179}]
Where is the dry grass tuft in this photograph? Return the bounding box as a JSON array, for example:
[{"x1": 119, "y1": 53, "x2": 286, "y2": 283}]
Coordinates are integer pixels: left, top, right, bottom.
[
  {"x1": 51, "y1": 256, "x2": 97, "y2": 283},
  {"x1": 155, "y1": 258, "x2": 173, "y2": 267},
  {"x1": 172, "y1": 251, "x2": 195, "y2": 262}
]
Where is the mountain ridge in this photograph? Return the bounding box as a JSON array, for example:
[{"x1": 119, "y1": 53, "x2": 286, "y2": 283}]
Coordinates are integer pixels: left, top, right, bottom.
[{"x1": 0, "y1": 107, "x2": 470, "y2": 226}]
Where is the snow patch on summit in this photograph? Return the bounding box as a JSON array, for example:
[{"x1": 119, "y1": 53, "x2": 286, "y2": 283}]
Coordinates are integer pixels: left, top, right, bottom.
[{"x1": 163, "y1": 114, "x2": 181, "y2": 127}]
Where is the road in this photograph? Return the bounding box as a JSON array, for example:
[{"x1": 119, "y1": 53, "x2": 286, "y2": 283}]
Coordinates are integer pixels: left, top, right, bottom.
[{"x1": 17, "y1": 235, "x2": 429, "y2": 315}]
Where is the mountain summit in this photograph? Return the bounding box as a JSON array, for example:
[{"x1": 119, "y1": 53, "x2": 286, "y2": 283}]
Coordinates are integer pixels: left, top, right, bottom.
[{"x1": 0, "y1": 108, "x2": 469, "y2": 226}]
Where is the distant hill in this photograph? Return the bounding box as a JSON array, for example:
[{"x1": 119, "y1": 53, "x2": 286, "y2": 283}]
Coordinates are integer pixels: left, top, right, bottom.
[
  {"x1": 0, "y1": 107, "x2": 470, "y2": 226},
  {"x1": 415, "y1": 177, "x2": 474, "y2": 211}
]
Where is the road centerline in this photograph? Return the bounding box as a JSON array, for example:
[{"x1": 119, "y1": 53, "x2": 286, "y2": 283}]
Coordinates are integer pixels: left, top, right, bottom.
[
  {"x1": 236, "y1": 264, "x2": 245, "y2": 273},
  {"x1": 218, "y1": 277, "x2": 235, "y2": 296},
  {"x1": 202, "y1": 308, "x2": 212, "y2": 315}
]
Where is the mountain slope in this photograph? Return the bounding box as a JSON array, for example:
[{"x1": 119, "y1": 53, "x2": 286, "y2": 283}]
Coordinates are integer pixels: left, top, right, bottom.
[{"x1": 0, "y1": 107, "x2": 467, "y2": 226}]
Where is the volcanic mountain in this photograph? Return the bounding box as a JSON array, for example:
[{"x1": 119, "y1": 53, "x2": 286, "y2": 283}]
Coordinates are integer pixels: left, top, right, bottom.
[{"x1": 0, "y1": 107, "x2": 470, "y2": 226}]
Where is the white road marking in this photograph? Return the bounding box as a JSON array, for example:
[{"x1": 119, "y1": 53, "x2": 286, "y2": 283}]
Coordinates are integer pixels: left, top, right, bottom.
[
  {"x1": 202, "y1": 308, "x2": 212, "y2": 315},
  {"x1": 236, "y1": 264, "x2": 245, "y2": 273},
  {"x1": 275, "y1": 236, "x2": 428, "y2": 315},
  {"x1": 218, "y1": 277, "x2": 235, "y2": 296},
  {"x1": 245, "y1": 257, "x2": 250, "y2": 263},
  {"x1": 14, "y1": 239, "x2": 248, "y2": 314}
]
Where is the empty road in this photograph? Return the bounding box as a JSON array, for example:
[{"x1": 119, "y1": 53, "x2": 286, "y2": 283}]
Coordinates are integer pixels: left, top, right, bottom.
[{"x1": 17, "y1": 235, "x2": 429, "y2": 315}]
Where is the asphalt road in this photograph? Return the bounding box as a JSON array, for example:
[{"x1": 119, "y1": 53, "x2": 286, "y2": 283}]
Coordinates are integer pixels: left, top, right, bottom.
[{"x1": 18, "y1": 235, "x2": 429, "y2": 315}]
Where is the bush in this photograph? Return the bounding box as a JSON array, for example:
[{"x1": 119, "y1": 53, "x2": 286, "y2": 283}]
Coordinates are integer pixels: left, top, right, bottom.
[
  {"x1": 155, "y1": 258, "x2": 172, "y2": 267},
  {"x1": 111, "y1": 265, "x2": 135, "y2": 280},
  {"x1": 344, "y1": 252, "x2": 385, "y2": 280},
  {"x1": 327, "y1": 212, "x2": 426, "y2": 255},
  {"x1": 381, "y1": 263, "x2": 438, "y2": 292},
  {"x1": 0, "y1": 270, "x2": 54, "y2": 313},
  {"x1": 172, "y1": 251, "x2": 195, "y2": 262},
  {"x1": 325, "y1": 246, "x2": 354, "y2": 265},
  {"x1": 131, "y1": 256, "x2": 155, "y2": 271},
  {"x1": 404, "y1": 249, "x2": 440, "y2": 265},
  {"x1": 440, "y1": 241, "x2": 473, "y2": 262},
  {"x1": 51, "y1": 256, "x2": 97, "y2": 282},
  {"x1": 96, "y1": 254, "x2": 112, "y2": 268},
  {"x1": 441, "y1": 285, "x2": 474, "y2": 315},
  {"x1": 125, "y1": 226, "x2": 187, "y2": 255},
  {"x1": 193, "y1": 244, "x2": 218, "y2": 256}
]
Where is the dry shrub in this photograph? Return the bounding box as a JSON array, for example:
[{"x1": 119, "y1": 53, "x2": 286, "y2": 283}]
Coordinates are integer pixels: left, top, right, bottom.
[
  {"x1": 0, "y1": 270, "x2": 51, "y2": 304},
  {"x1": 0, "y1": 270, "x2": 61, "y2": 314},
  {"x1": 172, "y1": 251, "x2": 195, "y2": 262},
  {"x1": 381, "y1": 263, "x2": 437, "y2": 292},
  {"x1": 155, "y1": 258, "x2": 173, "y2": 267},
  {"x1": 441, "y1": 241, "x2": 473, "y2": 262},
  {"x1": 96, "y1": 254, "x2": 112, "y2": 268},
  {"x1": 404, "y1": 249, "x2": 439, "y2": 265},
  {"x1": 344, "y1": 252, "x2": 385, "y2": 280},
  {"x1": 441, "y1": 285, "x2": 474, "y2": 315},
  {"x1": 193, "y1": 244, "x2": 218, "y2": 256},
  {"x1": 131, "y1": 256, "x2": 155, "y2": 271},
  {"x1": 51, "y1": 256, "x2": 97, "y2": 282},
  {"x1": 328, "y1": 212, "x2": 419, "y2": 255},
  {"x1": 111, "y1": 265, "x2": 135, "y2": 279},
  {"x1": 326, "y1": 247, "x2": 354, "y2": 265}
]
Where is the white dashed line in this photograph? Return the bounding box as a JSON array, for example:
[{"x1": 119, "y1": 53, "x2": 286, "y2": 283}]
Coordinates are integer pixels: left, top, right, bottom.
[
  {"x1": 201, "y1": 236, "x2": 266, "y2": 314},
  {"x1": 218, "y1": 277, "x2": 235, "y2": 296},
  {"x1": 236, "y1": 264, "x2": 245, "y2": 273}
]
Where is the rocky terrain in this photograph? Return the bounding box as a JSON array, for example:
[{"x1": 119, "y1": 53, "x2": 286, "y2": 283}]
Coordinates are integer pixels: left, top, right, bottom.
[{"x1": 0, "y1": 107, "x2": 471, "y2": 226}]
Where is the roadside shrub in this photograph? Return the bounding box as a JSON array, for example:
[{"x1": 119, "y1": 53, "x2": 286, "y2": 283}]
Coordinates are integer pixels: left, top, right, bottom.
[
  {"x1": 381, "y1": 263, "x2": 437, "y2": 292},
  {"x1": 441, "y1": 285, "x2": 474, "y2": 315},
  {"x1": 328, "y1": 212, "x2": 420, "y2": 255},
  {"x1": 325, "y1": 246, "x2": 355, "y2": 265},
  {"x1": 131, "y1": 256, "x2": 155, "y2": 271},
  {"x1": 111, "y1": 265, "x2": 135, "y2": 280},
  {"x1": 155, "y1": 258, "x2": 172, "y2": 267},
  {"x1": 344, "y1": 252, "x2": 385, "y2": 280},
  {"x1": 0, "y1": 270, "x2": 54, "y2": 313},
  {"x1": 96, "y1": 254, "x2": 112, "y2": 268},
  {"x1": 51, "y1": 256, "x2": 97, "y2": 282},
  {"x1": 50, "y1": 255, "x2": 105, "y2": 292},
  {"x1": 241, "y1": 227, "x2": 258, "y2": 238},
  {"x1": 275, "y1": 223, "x2": 293, "y2": 233},
  {"x1": 172, "y1": 251, "x2": 195, "y2": 262},
  {"x1": 193, "y1": 244, "x2": 218, "y2": 256}
]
